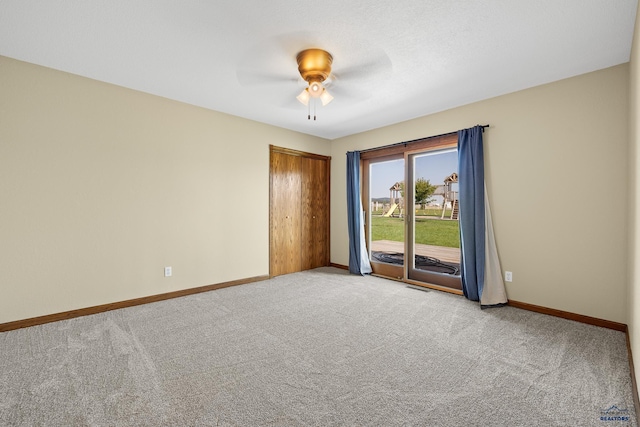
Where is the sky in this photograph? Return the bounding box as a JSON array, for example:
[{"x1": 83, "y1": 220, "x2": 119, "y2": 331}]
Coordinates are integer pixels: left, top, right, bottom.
[{"x1": 369, "y1": 149, "x2": 458, "y2": 202}]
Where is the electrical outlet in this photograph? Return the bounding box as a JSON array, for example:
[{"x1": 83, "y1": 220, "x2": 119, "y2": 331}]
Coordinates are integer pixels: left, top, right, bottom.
[
  {"x1": 164, "y1": 266, "x2": 172, "y2": 277},
  {"x1": 505, "y1": 271, "x2": 513, "y2": 282}
]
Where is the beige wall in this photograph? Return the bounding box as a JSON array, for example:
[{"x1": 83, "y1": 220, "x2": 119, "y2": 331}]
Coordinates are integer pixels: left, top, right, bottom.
[
  {"x1": 0, "y1": 52, "x2": 633, "y2": 328},
  {"x1": 628, "y1": 4, "x2": 640, "y2": 397},
  {"x1": 331, "y1": 64, "x2": 630, "y2": 323},
  {"x1": 0, "y1": 56, "x2": 329, "y2": 324}
]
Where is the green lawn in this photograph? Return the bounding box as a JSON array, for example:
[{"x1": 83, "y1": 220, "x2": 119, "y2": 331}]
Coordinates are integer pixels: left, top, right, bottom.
[{"x1": 370, "y1": 216, "x2": 460, "y2": 248}]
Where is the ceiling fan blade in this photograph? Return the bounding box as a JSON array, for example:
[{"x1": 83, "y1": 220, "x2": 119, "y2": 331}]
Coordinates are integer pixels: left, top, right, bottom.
[
  {"x1": 330, "y1": 43, "x2": 393, "y2": 84},
  {"x1": 235, "y1": 36, "x2": 300, "y2": 88},
  {"x1": 333, "y1": 55, "x2": 393, "y2": 82},
  {"x1": 236, "y1": 68, "x2": 297, "y2": 87},
  {"x1": 327, "y1": 84, "x2": 370, "y2": 102}
]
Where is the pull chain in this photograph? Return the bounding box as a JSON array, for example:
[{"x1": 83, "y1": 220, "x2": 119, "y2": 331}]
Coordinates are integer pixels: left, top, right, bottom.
[{"x1": 305, "y1": 98, "x2": 319, "y2": 121}]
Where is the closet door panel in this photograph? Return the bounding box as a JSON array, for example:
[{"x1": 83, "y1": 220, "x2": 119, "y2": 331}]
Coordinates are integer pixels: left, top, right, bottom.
[
  {"x1": 301, "y1": 157, "x2": 328, "y2": 270},
  {"x1": 270, "y1": 151, "x2": 302, "y2": 276}
]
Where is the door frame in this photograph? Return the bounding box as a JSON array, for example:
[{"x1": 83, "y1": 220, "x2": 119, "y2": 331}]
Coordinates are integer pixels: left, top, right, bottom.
[
  {"x1": 405, "y1": 147, "x2": 462, "y2": 290},
  {"x1": 362, "y1": 154, "x2": 404, "y2": 280},
  {"x1": 361, "y1": 134, "x2": 462, "y2": 293},
  {"x1": 269, "y1": 145, "x2": 331, "y2": 277}
]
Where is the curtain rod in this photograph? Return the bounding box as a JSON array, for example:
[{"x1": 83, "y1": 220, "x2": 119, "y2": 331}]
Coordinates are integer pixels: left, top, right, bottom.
[{"x1": 357, "y1": 124, "x2": 490, "y2": 154}]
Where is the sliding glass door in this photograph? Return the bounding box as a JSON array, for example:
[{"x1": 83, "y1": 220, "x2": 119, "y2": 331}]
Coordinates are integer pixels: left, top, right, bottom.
[
  {"x1": 362, "y1": 134, "x2": 462, "y2": 290},
  {"x1": 364, "y1": 155, "x2": 405, "y2": 280},
  {"x1": 406, "y1": 148, "x2": 462, "y2": 289}
]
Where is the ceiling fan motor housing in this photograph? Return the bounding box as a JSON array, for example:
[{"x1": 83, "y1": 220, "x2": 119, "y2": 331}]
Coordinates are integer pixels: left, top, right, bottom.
[{"x1": 296, "y1": 49, "x2": 333, "y2": 84}]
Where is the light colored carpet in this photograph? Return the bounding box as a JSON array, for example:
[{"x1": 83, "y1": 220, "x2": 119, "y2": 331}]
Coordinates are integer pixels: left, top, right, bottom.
[{"x1": 0, "y1": 267, "x2": 636, "y2": 426}]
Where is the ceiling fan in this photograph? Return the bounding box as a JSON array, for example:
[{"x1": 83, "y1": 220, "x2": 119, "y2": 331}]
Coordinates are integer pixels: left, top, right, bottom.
[
  {"x1": 235, "y1": 34, "x2": 392, "y2": 118},
  {"x1": 295, "y1": 48, "x2": 334, "y2": 109}
]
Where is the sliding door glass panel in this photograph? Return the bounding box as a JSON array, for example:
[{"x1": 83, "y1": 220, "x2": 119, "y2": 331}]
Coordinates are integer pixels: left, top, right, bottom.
[
  {"x1": 407, "y1": 149, "x2": 462, "y2": 289},
  {"x1": 368, "y1": 158, "x2": 405, "y2": 278}
]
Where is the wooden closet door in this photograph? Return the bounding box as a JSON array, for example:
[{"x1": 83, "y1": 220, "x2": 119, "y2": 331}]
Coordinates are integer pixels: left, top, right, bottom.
[
  {"x1": 270, "y1": 151, "x2": 302, "y2": 276},
  {"x1": 301, "y1": 157, "x2": 329, "y2": 270}
]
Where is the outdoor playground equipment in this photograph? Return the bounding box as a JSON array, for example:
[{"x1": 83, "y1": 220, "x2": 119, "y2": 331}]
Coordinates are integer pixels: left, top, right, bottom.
[
  {"x1": 433, "y1": 172, "x2": 459, "y2": 220},
  {"x1": 382, "y1": 203, "x2": 398, "y2": 217},
  {"x1": 383, "y1": 182, "x2": 403, "y2": 217},
  {"x1": 380, "y1": 174, "x2": 458, "y2": 220}
]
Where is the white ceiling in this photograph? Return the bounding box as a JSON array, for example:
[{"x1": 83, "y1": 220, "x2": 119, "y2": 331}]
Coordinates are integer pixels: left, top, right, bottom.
[{"x1": 0, "y1": 1, "x2": 637, "y2": 140}]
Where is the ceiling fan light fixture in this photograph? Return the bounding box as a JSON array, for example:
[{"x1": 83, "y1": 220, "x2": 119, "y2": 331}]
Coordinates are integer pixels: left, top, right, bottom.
[
  {"x1": 308, "y1": 81, "x2": 324, "y2": 98},
  {"x1": 296, "y1": 88, "x2": 310, "y2": 106},
  {"x1": 320, "y1": 89, "x2": 333, "y2": 106},
  {"x1": 295, "y1": 49, "x2": 334, "y2": 118}
]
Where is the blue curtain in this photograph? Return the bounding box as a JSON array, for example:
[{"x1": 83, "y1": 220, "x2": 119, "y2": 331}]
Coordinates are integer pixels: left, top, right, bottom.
[
  {"x1": 346, "y1": 151, "x2": 372, "y2": 275},
  {"x1": 458, "y1": 126, "x2": 486, "y2": 301},
  {"x1": 458, "y1": 126, "x2": 508, "y2": 307}
]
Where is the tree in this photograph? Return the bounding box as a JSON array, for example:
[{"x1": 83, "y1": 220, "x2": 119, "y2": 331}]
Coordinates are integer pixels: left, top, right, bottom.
[
  {"x1": 399, "y1": 178, "x2": 437, "y2": 205},
  {"x1": 415, "y1": 178, "x2": 437, "y2": 205}
]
